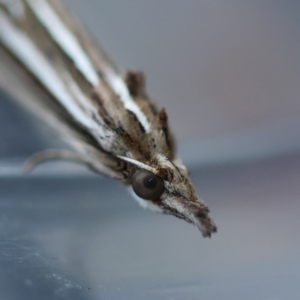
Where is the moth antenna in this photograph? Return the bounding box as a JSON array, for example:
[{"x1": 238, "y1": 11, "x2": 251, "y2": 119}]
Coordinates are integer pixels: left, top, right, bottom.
[{"x1": 23, "y1": 149, "x2": 87, "y2": 174}]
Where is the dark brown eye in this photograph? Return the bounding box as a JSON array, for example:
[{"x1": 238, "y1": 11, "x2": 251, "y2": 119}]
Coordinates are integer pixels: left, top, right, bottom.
[{"x1": 132, "y1": 169, "x2": 165, "y2": 200}]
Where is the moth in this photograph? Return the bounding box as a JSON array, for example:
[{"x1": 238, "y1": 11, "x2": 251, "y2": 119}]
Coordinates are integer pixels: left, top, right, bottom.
[{"x1": 0, "y1": 0, "x2": 217, "y2": 237}]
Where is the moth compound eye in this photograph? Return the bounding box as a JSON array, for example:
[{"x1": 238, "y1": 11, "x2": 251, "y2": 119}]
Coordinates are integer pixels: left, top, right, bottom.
[{"x1": 132, "y1": 169, "x2": 165, "y2": 200}]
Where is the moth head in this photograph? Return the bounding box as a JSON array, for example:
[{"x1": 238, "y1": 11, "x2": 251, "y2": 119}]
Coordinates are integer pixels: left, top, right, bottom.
[{"x1": 120, "y1": 155, "x2": 217, "y2": 237}]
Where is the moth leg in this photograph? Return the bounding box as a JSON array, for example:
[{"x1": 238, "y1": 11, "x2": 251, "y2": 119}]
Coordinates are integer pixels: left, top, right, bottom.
[{"x1": 23, "y1": 149, "x2": 87, "y2": 173}]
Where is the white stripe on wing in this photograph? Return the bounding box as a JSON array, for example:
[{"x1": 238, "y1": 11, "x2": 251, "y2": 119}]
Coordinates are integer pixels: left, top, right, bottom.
[
  {"x1": 0, "y1": 10, "x2": 94, "y2": 128},
  {"x1": 104, "y1": 66, "x2": 151, "y2": 133},
  {"x1": 27, "y1": 0, "x2": 151, "y2": 133},
  {"x1": 27, "y1": 0, "x2": 99, "y2": 86}
]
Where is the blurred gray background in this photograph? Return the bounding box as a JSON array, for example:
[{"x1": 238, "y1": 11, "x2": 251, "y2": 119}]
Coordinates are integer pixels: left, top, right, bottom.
[{"x1": 1, "y1": 1, "x2": 300, "y2": 299}]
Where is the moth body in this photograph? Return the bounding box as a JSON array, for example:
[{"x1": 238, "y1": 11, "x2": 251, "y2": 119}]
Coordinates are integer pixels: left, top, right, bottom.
[{"x1": 0, "y1": 0, "x2": 217, "y2": 237}]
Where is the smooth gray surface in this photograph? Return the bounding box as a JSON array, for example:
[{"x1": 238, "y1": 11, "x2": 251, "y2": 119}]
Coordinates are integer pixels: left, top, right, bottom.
[{"x1": 1, "y1": 154, "x2": 300, "y2": 299}]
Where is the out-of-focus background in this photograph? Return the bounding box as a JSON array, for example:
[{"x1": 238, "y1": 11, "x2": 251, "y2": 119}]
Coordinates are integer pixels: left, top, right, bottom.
[{"x1": 1, "y1": 1, "x2": 300, "y2": 299}]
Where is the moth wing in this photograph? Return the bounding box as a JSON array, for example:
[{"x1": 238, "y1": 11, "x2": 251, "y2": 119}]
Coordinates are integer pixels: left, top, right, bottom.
[{"x1": 0, "y1": 2, "x2": 120, "y2": 177}]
